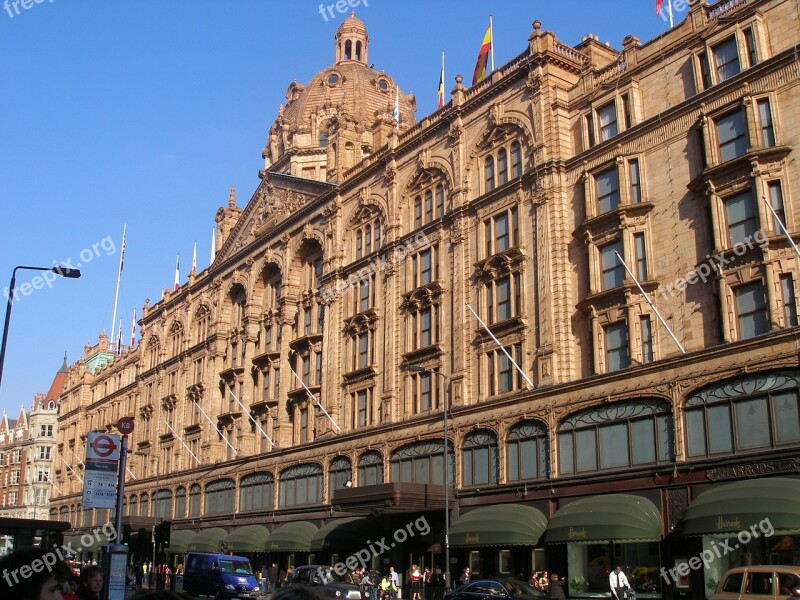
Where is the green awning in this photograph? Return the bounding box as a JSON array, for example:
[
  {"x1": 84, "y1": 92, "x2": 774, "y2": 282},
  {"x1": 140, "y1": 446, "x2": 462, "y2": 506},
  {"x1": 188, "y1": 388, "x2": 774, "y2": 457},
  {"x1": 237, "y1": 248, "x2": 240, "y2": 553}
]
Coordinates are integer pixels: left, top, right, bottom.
[
  {"x1": 65, "y1": 533, "x2": 103, "y2": 554},
  {"x1": 681, "y1": 477, "x2": 800, "y2": 536},
  {"x1": 266, "y1": 522, "x2": 317, "y2": 552},
  {"x1": 543, "y1": 494, "x2": 662, "y2": 543},
  {"x1": 225, "y1": 525, "x2": 271, "y2": 553},
  {"x1": 187, "y1": 527, "x2": 228, "y2": 552},
  {"x1": 166, "y1": 529, "x2": 198, "y2": 554},
  {"x1": 450, "y1": 504, "x2": 548, "y2": 547},
  {"x1": 311, "y1": 517, "x2": 377, "y2": 552}
]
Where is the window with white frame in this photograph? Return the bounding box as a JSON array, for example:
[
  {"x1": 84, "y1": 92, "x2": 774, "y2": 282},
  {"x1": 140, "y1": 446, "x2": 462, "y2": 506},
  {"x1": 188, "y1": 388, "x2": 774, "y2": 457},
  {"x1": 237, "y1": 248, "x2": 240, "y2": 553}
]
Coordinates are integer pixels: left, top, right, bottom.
[
  {"x1": 629, "y1": 159, "x2": 642, "y2": 204},
  {"x1": 39, "y1": 425, "x2": 53, "y2": 437},
  {"x1": 713, "y1": 36, "x2": 741, "y2": 82},
  {"x1": 598, "y1": 101, "x2": 618, "y2": 142},
  {"x1": 634, "y1": 233, "x2": 648, "y2": 281},
  {"x1": 715, "y1": 110, "x2": 747, "y2": 162},
  {"x1": 735, "y1": 281, "x2": 769, "y2": 339},
  {"x1": 36, "y1": 447, "x2": 51, "y2": 460}
]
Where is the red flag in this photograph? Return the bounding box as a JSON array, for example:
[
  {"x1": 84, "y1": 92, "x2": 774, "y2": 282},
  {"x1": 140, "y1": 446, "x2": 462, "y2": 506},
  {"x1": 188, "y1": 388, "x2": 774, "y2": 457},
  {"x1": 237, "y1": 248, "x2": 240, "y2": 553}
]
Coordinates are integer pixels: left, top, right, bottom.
[
  {"x1": 472, "y1": 21, "x2": 492, "y2": 86},
  {"x1": 437, "y1": 51, "x2": 445, "y2": 109},
  {"x1": 174, "y1": 254, "x2": 180, "y2": 291},
  {"x1": 656, "y1": 0, "x2": 664, "y2": 13}
]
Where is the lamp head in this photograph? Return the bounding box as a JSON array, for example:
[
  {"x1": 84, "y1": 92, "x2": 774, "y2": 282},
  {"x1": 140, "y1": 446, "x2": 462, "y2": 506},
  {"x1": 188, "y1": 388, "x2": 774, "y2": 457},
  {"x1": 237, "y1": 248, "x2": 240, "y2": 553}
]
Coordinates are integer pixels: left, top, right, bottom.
[{"x1": 51, "y1": 267, "x2": 81, "y2": 279}]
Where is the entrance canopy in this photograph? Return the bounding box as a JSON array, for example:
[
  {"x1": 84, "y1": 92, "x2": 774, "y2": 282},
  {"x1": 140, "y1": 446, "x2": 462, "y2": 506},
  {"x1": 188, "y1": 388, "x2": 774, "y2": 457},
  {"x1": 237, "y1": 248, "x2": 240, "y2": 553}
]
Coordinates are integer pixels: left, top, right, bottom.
[
  {"x1": 225, "y1": 525, "x2": 271, "y2": 553},
  {"x1": 450, "y1": 504, "x2": 548, "y2": 547},
  {"x1": 310, "y1": 517, "x2": 376, "y2": 552},
  {"x1": 165, "y1": 529, "x2": 196, "y2": 554},
  {"x1": 187, "y1": 527, "x2": 228, "y2": 552},
  {"x1": 543, "y1": 494, "x2": 662, "y2": 543},
  {"x1": 681, "y1": 477, "x2": 800, "y2": 536},
  {"x1": 266, "y1": 521, "x2": 317, "y2": 552}
]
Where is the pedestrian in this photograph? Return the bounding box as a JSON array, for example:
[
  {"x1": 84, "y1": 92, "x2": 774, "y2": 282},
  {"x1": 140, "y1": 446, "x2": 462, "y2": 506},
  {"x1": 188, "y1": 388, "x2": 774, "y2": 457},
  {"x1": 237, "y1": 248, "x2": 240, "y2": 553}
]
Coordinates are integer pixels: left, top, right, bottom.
[
  {"x1": 548, "y1": 574, "x2": 566, "y2": 600},
  {"x1": 379, "y1": 574, "x2": 398, "y2": 600},
  {"x1": 610, "y1": 566, "x2": 630, "y2": 600},
  {"x1": 360, "y1": 569, "x2": 374, "y2": 599},
  {"x1": 76, "y1": 565, "x2": 104, "y2": 600},
  {"x1": 422, "y1": 567, "x2": 431, "y2": 600},
  {"x1": 410, "y1": 565, "x2": 422, "y2": 600},
  {"x1": 0, "y1": 547, "x2": 71, "y2": 600},
  {"x1": 368, "y1": 568, "x2": 380, "y2": 600},
  {"x1": 63, "y1": 575, "x2": 81, "y2": 600},
  {"x1": 459, "y1": 568, "x2": 470, "y2": 586},
  {"x1": 269, "y1": 562, "x2": 279, "y2": 593}
]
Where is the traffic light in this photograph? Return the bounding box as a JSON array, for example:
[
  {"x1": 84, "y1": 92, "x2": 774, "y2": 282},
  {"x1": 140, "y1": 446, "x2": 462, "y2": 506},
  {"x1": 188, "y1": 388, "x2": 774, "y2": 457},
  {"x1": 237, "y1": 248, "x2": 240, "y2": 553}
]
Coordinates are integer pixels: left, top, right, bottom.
[
  {"x1": 153, "y1": 523, "x2": 162, "y2": 545},
  {"x1": 161, "y1": 521, "x2": 171, "y2": 548},
  {"x1": 122, "y1": 524, "x2": 131, "y2": 546}
]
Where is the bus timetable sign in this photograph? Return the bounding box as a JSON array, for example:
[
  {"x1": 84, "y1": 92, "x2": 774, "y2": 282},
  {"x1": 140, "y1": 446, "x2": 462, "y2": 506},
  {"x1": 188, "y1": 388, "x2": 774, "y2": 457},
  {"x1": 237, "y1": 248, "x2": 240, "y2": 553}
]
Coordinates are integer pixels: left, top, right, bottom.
[{"x1": 83, "y1": 432, "x2": 121, "y2": 509}]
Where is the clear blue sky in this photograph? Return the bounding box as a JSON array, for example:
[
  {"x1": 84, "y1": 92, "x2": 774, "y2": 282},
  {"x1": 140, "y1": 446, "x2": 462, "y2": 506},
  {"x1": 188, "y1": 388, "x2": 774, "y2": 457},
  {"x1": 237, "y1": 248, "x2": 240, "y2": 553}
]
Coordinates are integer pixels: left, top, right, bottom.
[{"x1": 0, "y1": 0, "x2": 673, "y2": 416}]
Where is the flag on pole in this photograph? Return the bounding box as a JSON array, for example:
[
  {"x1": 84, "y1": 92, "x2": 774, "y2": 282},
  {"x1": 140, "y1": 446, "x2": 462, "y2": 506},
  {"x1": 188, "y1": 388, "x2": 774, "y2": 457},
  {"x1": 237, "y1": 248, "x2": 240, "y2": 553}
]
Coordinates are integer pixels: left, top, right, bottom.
[
  {"x1": 657, "y1": 0, "x2": 674, "y2": 26},
  {"x1": 210, "y1": 227, "x2": 217, "y2": 265},
  {"x1": 119, "y1": 226, "x2": 126, "y2": 274},
  {"x1": 472, "y1": 19, "x2": 493, "y2": 85},
  {"x1": 393, "y1": 87, "x2": 400, "y2": 128},
  {"x1": 174, "y1": 254, "x2": 180, "y2": 291},
  {"x1": 192, "y1": 241, "x2": 197, "y2": 273},
  {"x1": 116, "y1": 319, "x2": 123, "y2": 355},
  {"x1": 437, "y1": 50, "x2": 445, "y2": 109},
  {"x1": 130, "y1": 308, "x2": 137, "y2": 347}
]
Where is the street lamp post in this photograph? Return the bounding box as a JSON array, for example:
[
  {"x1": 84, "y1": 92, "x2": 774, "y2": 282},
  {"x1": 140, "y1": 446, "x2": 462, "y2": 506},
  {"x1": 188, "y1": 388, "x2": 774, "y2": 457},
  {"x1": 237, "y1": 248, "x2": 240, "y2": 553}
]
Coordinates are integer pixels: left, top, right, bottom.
[
  {"x1": 401, "y1": 365, "x2": 451, "y2": 589},
  {"x1": 135, "y1": 451, "x2": 159, "y2": 589},
  {"x1": 0, "y1": 265, "x2": 81, "y2": 392}
]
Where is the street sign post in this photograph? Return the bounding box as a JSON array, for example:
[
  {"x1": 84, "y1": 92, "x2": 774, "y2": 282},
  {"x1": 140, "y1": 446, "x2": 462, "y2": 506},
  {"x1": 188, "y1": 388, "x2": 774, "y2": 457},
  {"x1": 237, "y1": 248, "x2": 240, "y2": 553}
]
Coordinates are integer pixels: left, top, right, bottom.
[{"x1": 83, "y1": 432, "x2": 121, "y2": 509}]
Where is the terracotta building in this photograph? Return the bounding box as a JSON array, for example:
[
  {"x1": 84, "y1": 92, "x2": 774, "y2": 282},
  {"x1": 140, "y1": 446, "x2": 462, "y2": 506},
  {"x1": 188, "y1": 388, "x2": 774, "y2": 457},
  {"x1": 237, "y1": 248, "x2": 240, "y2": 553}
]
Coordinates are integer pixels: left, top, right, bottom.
[
  {"x1": 52, "y1": 3, "x2": 800, "y2": 598},
  {"x1": 0, "y1": 358, "x2": 65, "y2": 553}
]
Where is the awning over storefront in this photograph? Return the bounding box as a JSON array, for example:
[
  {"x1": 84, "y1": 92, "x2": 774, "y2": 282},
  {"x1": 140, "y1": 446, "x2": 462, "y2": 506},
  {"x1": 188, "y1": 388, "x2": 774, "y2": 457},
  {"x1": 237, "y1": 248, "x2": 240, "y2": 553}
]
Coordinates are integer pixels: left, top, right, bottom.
[
  {"x1": 266, "y1": 521, "x2": 317, "y2": 552},
  {"x1": 187, "y1": 527, "x2": 228, "y2": 552},
  {"x1": 681, "y1": 477, "x2": 800, "y2": 536},
  {"x1": 165, "y1": 529, "x2": 197, "y2": 554},
  {"x1": 450, "y1": 504, "x2": 548, "y2": 547},
  {"x1": 543, "y1": 494, "x2": 662, "y2": 543},
  {"x1": 310, "y1": 517, "x2": 377, "y2": 552},
  {"x1": 225, "y1": 524, "x2": 271, "y2": 553},
  {"x1": 64, "y1": 533, "x2": 103, "y2": 554}
]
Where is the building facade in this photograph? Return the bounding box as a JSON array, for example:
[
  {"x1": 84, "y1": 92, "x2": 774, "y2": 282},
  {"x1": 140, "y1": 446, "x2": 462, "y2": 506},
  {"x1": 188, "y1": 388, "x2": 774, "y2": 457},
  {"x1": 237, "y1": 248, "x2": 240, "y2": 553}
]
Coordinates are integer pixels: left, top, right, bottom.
[
  {"x1": 52, "y1": 3, "x2": 800, "y2": 598},
  {"x1": 0, "y1": 358, "x2": 65, "y2": 553}
]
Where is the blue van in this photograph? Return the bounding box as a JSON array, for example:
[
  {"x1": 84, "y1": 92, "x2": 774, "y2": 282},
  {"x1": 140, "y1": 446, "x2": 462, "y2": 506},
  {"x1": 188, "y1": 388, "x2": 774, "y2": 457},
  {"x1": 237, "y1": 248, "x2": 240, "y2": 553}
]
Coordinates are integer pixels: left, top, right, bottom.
[{"x1": 183, "y1": 552, "x2": 261, "y2": 599}]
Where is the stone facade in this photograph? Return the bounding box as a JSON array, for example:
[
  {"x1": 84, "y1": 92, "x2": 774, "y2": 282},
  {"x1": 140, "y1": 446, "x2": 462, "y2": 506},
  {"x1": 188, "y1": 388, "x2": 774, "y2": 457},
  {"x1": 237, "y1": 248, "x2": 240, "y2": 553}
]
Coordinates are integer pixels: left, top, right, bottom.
[{"x1": 52, "y1": 2, "x2": 800, "y2": 594}]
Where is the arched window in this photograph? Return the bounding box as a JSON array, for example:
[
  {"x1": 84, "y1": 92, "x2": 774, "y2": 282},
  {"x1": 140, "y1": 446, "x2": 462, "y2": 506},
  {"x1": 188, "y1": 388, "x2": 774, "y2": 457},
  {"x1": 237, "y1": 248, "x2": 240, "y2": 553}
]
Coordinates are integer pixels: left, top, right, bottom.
[
  {"x1": 205, "y1": 479, "x2": 235, "y2": 516},
  {"x1": 484, "y1": 156, "x2": 495, "y2": 192},
  {"x1": 139, "y1": 492, "x2": 149, "y2": 518},
  {"x1": 357, "y1": 451, "x2": 383, "y2": 486},
  {"x1": 390, "y1": 441, "x2": 454, "y2": 485},
  {"x1": 685, "y1": 370, "x2": 800, "y2": 457},
  {"x1": 153, "y1": 489, "x2": 172, "y2": 520},
  {"x1": 462, "y1": 429, "x2": 499, "y2": 486},
  {"x1": 279, "y1": 463, "x2": 323, "y2": 507},
  {"x1": 174, "y1": 487, "x2": 186, "y2": 519},
  {"x1": 59, "y1": 506, "x2": 68, "y2": 521},
  {"x1": 329, "y1": 456, "x2": 352, "y2": 494},
  {"x1": 344, "y1": 40, "x2": 352, "y2": 60},
  {"x1": 128, "y1": 495, "x2": 138, "y2": 517},
  {"x1": 188, "y1": 484, "x2": 201, "y2": 517},
  {"x1": 240, "y1": 472, "x2": 274, "y2": 512},
  {"x1": 355, "y1": 40, "x2": 362, "y2": 61},
  {"x1": 507, "y1": 420, "x2": 549, "y2": 481},
  {"x1": 194, "y1": 305, "x2": 211, "y2": 344},
  {"x1": 497, "y1": 148, "x2": 508, "y2": 185},
  {"x1": 558, "y1": 399, "x2": 674, "y2": 475}
]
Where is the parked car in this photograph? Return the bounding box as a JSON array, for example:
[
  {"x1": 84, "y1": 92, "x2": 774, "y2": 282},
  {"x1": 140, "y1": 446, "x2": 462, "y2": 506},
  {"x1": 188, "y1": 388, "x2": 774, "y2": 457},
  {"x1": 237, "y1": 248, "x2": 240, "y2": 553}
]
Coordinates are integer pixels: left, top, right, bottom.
[
  {"x1": 712, "y1": 566, "x2": 800, "y2": 600},
  {"x1": 444, "y1": 579, "x2": 546, "y2": 600},
  {"x1": 182, "y1": 552, "x2": 261, "y2": 599},
  {"x1": 286, "y1": 565, "x2": 364, "y2": 600}
]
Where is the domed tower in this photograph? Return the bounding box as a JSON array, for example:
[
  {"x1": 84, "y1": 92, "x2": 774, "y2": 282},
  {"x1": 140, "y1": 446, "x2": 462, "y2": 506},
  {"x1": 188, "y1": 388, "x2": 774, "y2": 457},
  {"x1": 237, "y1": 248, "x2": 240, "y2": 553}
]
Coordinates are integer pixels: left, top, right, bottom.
[{"x1": 262, "y1": 13, "x2": 416, "y2": 184}]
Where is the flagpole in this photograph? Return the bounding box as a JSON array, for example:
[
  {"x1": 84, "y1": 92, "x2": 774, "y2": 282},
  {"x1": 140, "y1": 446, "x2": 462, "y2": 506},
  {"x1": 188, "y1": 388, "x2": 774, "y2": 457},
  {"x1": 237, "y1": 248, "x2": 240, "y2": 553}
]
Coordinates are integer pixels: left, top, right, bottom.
[
  {"x1": 164, "y1": 420, "x2": 201, "y2": 466},
  {"x1": 614, "y1": 251, "x2": 686, "y2": 355},
  {"x1": 228, "y1": 386, "x2": 275, "y2": 449},
  {"x1": 489, "y1": 15, "x2": 494, "y2": 72},
  {"x1": 668, "y1": 0, "x2": 674, "y2": 28},
  {"x1": 761, "y1": 195, "x2": 800, "y2": 260},
  {"x1": 465, "y1": 303, "x2": 534, "y2": 388},
  {"x1": 110, "y1": 223, "x2": 126, "y2": 344},
  {"x1": 210, "y1": 226, "x2": 217, "y2": 265},
  {"x1": 130, "y1": 308, "x2": 137, "y2": 347},
  {"x1": 192, "y1": 241, "x2": 197, "y2": 274},
  {"x1": 289, "y1": 367, "x2": 342, "y2": 433},
  {"x1": 193, "y1": 399, "x2": 237, "y2": 456}
]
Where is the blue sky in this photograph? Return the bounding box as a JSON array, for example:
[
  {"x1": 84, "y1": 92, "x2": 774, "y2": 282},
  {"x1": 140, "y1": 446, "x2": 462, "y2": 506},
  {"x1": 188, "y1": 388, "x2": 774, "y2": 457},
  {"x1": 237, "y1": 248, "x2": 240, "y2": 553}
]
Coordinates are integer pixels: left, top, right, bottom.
[{"x1": 0, "y1": 0, "x2": 674, "y2": 417}]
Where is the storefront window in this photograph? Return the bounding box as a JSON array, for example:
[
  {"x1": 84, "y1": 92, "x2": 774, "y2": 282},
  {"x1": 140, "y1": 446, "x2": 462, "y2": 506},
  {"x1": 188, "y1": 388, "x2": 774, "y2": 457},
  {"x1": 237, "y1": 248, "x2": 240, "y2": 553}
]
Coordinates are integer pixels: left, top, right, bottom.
[
  {"x1": 468, "y1": 551, "x2": 484, "y2": 576},
  {"x1": 566, "y1": 543, "x2": 661, "y2": 598},
  {"x1": 498, "y1": 550, "x2": 512, "y2": 575}
]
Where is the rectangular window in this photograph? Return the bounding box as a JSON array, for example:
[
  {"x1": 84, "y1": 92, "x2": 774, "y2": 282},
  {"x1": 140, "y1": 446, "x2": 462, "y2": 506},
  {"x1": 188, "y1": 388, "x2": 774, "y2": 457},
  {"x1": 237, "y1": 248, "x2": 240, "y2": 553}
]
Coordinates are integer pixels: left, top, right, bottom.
[
  {"x1": 495, "y1": 213, "x2": 510, "y2": 253},
  {"x1": 768, "y1": 180, "x2": 786, "y2": 231},
  {"x1": 735, "y1": 281, "x2": 769, "y2": 339},
  {"x1": 596, "y1": 167, "x2": 620, "y2": 214},
  {"x1": 641, "y1": 316, "x2": 653, "y2": 364},
  {"x1": 716, "y1": 111, "x2": 747, "y2": 162},
  {"x1": 498, "y1": 349, "x2": 514, "y2": 392},
  {"x1": 299, "y1": 409, "x2": 308, "y2": 444},
  {"x1": 621, "y1": 94, "x2": 632, "y2": 129},
  {"x1": 485, "y1": 156, "x2": 495, "y2": 192},
  {"x1": 725, "y1": 189, "x2": 758, "y2": 246},
  {"x1": 435, "y1": 185, "x2": 445, "y2": 218},
  {"x1": 315, "y1": 352, "x2": 323, "y2": 385},
  {"x1": 420, "y1": 248, "x2": 432, "y2": 286},
  {"x1": 424, "y1": 190, "x2": 433, "y2": 223},
  {"x1": 714, "y1": 37, "x2": 741, "y2": 82},
  {"x1": 598, "y1": 101, "x2": 618, "y2": 142},
  {"x1": 743, "y1": 27, "x2": 757, "y2": 67},
  {"x1": 414, "y1": 197, "x2": 422, "y2": 229},
  {"x1": 629, "y1": 159, "x2": 641, "y2": 204},
  {"x1": 605, "y1": 321, "x2": 630, "y2": 372},
  {"x1": 359, "y1": 279, "x2": 370, "y2": 313},
  {"x1": 758, "y1": 99, "x2": 775, "y2": 147},
  {"x1": 601, "y1": 241, "x2": 624, "y2": 290},
  {"x1": 304, "y1": 307, "x2": 312, "y2": 334},
  {"x1": 511, "y1": 142, "x2": 522, "y2": 178},
  {"x1": 262, "y1": 369, "x2": 271, "y2": 402},
  {"x1": 699, "y1": 51, "x2": 712, "y2": 90},
  {"x1": 420, "y1": 307, "x2": 432, "y2": 347},
  {"x1": 780, "y1": 274, "x2": 798, "y2": 328},
  {"x1": 420, "y1": 372, "x2": 432, "y2": 411},
  {"x1": 356, "y1": 390, "x2": 368, "y2": 427},
  {"x1": 586, "y1": 113, "x2": 596, "y2": 147},
  {"x1": 37, "y1": 446, "x2": 51, "y2": 460},
  {"x1": 301, "y1": 355, "x2": 311, "y2": 385},
  {"x1": 358, "y1": 333, "x2": 369, "y2": 369},
  {"x1": 356, "y1": 230, "x2": 363, "y2": 258},
  {"x1": 318, "y1": 303, "x2": 325, "y2": 333},
  {"x1": 273, "y1": 367, "x2": 280, "y2": 401},
  {"x1": 497, "y1": 277, "x2": 511, "y2": 322},
  {"x1": 498, "y1": 149, "x2": 508, "y2": 185},
  {"x1": 39, "y1": 425, "x2": 53, "y2": 437},
  {"x1": 194, "y1": 357, "x2": 204, "y2": 384},
  {"x1": 634, "y1": 233, "x2": 648, "y2": 280}
]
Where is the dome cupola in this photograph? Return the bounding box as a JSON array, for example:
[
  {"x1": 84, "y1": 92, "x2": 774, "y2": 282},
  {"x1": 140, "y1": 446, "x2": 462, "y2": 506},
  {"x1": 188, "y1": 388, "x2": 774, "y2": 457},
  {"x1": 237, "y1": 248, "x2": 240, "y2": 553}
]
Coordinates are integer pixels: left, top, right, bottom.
[{"x1": 335, "y1": 12, "x2": 369, "y2": 64}]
